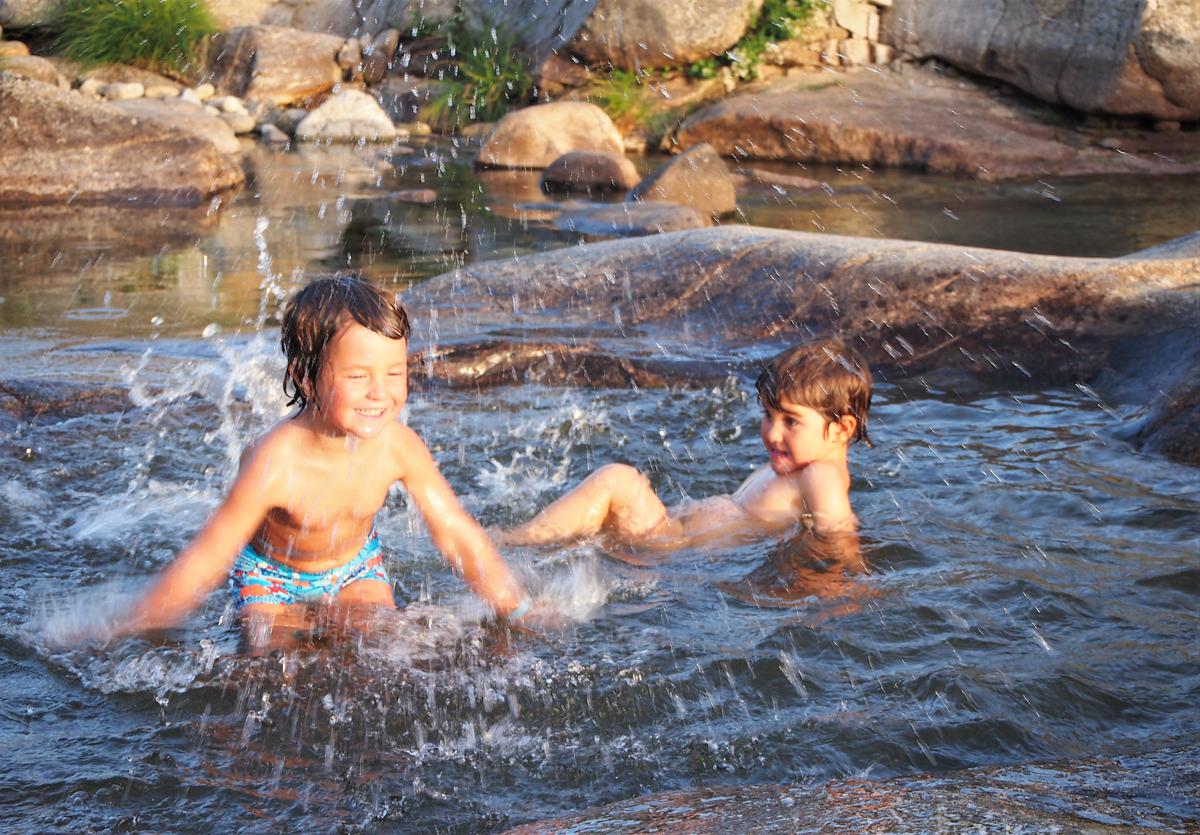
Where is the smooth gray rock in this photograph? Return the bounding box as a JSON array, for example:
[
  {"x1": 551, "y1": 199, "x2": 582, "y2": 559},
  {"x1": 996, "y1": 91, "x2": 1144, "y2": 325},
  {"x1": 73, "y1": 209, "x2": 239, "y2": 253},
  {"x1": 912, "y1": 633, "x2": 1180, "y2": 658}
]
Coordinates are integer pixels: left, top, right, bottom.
[
  {"x1": 571, "y1": 0, "x2": 765, "y2": 70},
  {"x1": 882, "y1": 0, "x2": 1200, "y2": 121}
]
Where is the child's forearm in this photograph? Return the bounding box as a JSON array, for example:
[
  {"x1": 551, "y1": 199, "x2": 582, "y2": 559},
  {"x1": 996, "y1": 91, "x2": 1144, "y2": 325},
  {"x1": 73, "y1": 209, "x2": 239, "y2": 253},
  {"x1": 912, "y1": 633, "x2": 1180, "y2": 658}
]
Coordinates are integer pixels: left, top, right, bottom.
[
  {"x1": 437, "y1": 528, "x2": 527, "y2": 617},
  {"x1": 115, "y1": 549, "x2": 231, "y2": 636}
]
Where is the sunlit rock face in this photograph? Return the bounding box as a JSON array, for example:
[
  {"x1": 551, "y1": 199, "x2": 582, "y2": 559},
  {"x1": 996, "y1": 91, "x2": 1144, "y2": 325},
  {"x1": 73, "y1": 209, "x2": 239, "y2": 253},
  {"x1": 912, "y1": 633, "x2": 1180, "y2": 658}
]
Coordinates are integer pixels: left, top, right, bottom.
[
  {"x1": 674, "y1": 67, "x2": 1199, "y2": 179},
  {"x1": 0, "y1": 73, "x2": 244, "y2": 205},
  {"x1": 627, "y1": 143, "x2": 737, "y2": 217},
  {"x1": 570, "y1": 0, "x2": 765, "y2": 70},
  {"x1": 410, "y1": 225, "x2": 1200, "y2": 462},
  {"x1": 207, "y1": 26, "x2": 344, "y2": 107},
  {"x1": 477, "y1": 102, "x2": 624, "y2": 169},
  {"x1": 882, "y1": 0, "x2": 1200, "y2": 121}
]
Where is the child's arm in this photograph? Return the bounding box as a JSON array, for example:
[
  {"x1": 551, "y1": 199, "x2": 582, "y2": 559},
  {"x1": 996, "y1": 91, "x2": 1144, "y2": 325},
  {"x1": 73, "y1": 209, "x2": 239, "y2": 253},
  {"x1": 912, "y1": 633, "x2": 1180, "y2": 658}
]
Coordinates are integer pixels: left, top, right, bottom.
[
  {"x1": 112, "y1": 448, "x2": 277, "y2": 636},
  {"x1": 393, "y1": 425, "x2": 527, "y2": 618}
]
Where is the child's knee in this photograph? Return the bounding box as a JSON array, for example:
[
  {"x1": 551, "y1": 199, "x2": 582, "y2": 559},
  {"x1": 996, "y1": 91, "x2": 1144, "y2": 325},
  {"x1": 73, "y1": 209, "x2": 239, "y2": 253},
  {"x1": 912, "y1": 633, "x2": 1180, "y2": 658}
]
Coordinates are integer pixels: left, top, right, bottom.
[{"x1": 594, "y1": 462, "x2": 647, "y2": 491}]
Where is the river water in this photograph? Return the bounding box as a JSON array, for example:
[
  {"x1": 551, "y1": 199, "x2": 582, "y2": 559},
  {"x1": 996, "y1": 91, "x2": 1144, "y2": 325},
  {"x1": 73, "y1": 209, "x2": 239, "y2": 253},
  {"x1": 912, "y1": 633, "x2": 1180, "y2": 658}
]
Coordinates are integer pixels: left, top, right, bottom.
[{"x1": 1, "y1": 143, "x2": 1197, "y2": 831}]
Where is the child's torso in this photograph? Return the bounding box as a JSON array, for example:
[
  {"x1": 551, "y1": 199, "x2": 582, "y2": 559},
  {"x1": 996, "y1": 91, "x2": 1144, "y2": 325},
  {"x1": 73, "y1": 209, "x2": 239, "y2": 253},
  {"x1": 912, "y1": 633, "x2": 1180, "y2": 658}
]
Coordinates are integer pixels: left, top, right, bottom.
[{"x1": 253, "y1": 429, "x2": 401, "y2": 571}]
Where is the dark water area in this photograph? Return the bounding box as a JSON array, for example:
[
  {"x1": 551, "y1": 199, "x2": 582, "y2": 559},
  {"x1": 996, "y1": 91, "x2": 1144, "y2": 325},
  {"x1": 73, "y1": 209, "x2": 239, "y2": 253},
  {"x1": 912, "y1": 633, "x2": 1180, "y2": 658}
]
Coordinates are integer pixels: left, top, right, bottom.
[{"x1": 1, "y1": 141, "x2": 1198, "y2": 831}]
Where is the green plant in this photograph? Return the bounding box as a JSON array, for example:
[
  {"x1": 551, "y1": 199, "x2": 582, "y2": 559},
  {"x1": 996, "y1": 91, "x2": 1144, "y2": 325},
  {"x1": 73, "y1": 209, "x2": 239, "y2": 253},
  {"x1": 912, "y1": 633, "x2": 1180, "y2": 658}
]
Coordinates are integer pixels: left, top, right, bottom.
[
  {"x1": 424, "y1": 17, "x2": 533, "y2": 129},
  {"x1": 687, "y1": 0, "x2": 817, "y2": 81},
  {"x1": 588, "y1": 68, "x2": 652, "y2": 130},
  {"x1": 55, "y1": 0, "x2": 216, "y2": 76}
]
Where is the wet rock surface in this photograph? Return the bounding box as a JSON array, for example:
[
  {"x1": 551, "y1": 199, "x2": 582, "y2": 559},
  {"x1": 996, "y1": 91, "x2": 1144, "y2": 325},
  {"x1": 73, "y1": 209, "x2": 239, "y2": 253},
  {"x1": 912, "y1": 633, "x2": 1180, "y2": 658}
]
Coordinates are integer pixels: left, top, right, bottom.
[
  {"x1": 0, "y1": 73, "x2": 244, "y2": 205},
  {"x1": 541, "y1": 150, "x2": 641, "y2": 193},
  {"x1": 674, "y1": 66, "x2": 1200, "y2": 180},
  {"x1": 0, "y1": 380, "x2": 131, "y2": 430},
  {"x1": 109, "y1": 98, "x2": 242, "y2": 156},
  {"x1": 505, "y1": 744, "x2": 1198, "y2": 834},
  {"x1": 410, "y1": 225, "x2": 1200, "y2": 462}
]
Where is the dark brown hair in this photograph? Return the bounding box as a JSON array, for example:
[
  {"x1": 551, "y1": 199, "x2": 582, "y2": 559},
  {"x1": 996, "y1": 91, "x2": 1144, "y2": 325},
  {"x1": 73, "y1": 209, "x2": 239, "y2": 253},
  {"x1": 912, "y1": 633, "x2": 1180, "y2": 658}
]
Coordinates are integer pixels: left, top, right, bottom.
[
  {"x1": 755, "y1": 338, "x2": 873, "y2": 447},
  {"x1": 280, "y1": 275, "x2": 411, "y2": 410}
]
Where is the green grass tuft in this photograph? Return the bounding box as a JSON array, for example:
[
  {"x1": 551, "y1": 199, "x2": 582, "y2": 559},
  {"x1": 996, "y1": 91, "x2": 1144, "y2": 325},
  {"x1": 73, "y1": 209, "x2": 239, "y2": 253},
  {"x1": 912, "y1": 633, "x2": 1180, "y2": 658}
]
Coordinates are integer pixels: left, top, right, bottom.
[
  {"x1": 55, "y1": 0, "x2": 217, "y2": 76},
  {"x1": 688, "y1": 0, "x2": 817, "y2": 81},
  {"x1": 425, "y1": 17, "x2": 534, "y2": 130},
  {"x1": 588, "y1": 68, "x2": 652, "y2": 131}
]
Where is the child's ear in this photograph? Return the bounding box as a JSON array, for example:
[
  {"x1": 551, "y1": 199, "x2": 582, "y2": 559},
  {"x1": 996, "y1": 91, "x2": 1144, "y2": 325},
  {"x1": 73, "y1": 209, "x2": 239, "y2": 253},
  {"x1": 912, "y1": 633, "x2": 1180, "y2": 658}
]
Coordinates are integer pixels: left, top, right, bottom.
[{"x1": 828, "y1": 414, "x2": 857, "y2": 444}]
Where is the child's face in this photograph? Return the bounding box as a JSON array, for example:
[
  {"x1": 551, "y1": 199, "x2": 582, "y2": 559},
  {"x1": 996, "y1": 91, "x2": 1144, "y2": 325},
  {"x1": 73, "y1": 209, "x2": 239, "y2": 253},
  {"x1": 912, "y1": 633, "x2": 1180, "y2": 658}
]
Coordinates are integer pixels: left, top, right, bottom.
[
  {"x1": 313, "y1": 322, "x2": 408, "y2": 439},
  {"x1": 759, "y1": 396, "x2": 843, "y2": 475}
]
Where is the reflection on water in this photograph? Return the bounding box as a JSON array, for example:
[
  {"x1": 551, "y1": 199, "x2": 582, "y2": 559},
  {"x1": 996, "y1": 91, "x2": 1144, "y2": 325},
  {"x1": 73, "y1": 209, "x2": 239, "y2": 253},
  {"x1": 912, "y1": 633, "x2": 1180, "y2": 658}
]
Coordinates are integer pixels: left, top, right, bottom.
[{"x1": 1, "y1": 142, "x2": 1197, "y2": 831}]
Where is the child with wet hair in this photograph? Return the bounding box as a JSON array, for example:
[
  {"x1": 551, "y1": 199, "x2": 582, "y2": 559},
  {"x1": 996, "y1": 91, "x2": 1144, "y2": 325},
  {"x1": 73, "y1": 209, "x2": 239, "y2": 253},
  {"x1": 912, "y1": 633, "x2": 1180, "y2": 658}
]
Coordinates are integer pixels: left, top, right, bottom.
[
  {"x1": 498, "y1": 338, "x2": 872, "y2": 549},
  {"x1": 112, "y1": 275, "x2": 530, "y2": 642}
]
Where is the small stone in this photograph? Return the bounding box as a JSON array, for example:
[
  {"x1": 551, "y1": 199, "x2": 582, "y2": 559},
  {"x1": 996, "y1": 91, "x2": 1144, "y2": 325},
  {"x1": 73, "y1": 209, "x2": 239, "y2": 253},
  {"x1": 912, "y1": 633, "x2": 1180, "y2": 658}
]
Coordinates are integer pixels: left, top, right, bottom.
[
  {"x1": 204, "y1": 105, "x2": 220, "y2": 116},
  {"x1": 215, "y1": 95, "x2": 246, "y2": 113},
  {"x1": 409, "y1": 121, "x2": 433, "y2": 136},
  {"x1": 0, "y1": 40, "x2": 30, "y2": 58},
  {"x1": 78, "y1": 78, "x2": 105, "y2": 97},
  {"x1": 1155, "y1": 120, "x2": 1182, "y2": 133},
  {"x1": 822, "y1": 39, "x2": 841, "y2": 66},
  {"x1": 840, "y1": 38, "x2": 871, "y2": 66},
  {"x1": 192, "y1": 82, "x2": 215, "y2": 100},
  {"x1": 104, "y1": 81, "x2": 145, "y2": 100},
  {"x1": 144, "y1": 84, "x2": 179, "y2": 99},
  {"x1": 220, "y1": 111, "x2": 257, "y2": 134},
  {"x1": 337, "y1": 38, "x2": 362, "y2": 71},
  {"x1": 178, "y1": 88, "x2": 203, "y2": 106},
  {"x1": 259, "y1": 123, "x2": 290, "y2": 144}
]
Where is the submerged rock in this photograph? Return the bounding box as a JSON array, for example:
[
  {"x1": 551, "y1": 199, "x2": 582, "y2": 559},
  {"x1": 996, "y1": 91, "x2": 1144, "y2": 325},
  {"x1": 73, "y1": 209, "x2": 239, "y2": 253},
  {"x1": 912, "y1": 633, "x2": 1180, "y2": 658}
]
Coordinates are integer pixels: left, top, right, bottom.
[
  {"x1": 0, "y1": 73, "x2": 244, "y2": 205},
  {"x1": 674, "y1": 66, "x2": 1199, "y2": 180},
  {"x1": 554, "y1": 201, "x2": 712, "y2": 238},
  {"x1": 0, "y1": 380, "x2": 130, "y2": 427},
  {"x1": 477, "y1": 101, "x2": 624, "y2": 169},
  {"x1": 506, "y1": 744, "x2": 1198, "y2": 833}
]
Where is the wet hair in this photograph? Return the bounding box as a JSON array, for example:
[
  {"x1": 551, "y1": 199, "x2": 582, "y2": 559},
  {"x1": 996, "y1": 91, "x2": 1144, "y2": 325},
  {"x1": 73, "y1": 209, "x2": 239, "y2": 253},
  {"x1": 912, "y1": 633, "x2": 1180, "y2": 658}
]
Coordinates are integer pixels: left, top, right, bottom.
[
  {"x1": 755, "y1": 338, "x2": 873, "y2": 447},
  {"x1": 280, "y1": 275, "x2": 411, "y2": 410}
]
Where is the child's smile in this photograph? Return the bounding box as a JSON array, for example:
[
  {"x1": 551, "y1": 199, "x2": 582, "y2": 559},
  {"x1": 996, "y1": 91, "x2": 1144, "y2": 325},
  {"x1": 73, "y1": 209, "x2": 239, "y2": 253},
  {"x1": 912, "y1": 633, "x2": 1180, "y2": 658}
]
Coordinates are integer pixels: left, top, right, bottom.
[{"x1": 314, "y1": 323, "x2": 408, "y2": 439}]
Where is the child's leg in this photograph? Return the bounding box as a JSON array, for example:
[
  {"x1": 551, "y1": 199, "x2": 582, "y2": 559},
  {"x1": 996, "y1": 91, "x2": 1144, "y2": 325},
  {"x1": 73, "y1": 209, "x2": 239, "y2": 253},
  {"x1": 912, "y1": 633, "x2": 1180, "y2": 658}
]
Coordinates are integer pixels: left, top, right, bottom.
[
  {"x1": 336, "y1": 578, "x2": 396, "y2": 608},
  {"x1": 501, "y1": 463, "x2": 671, "y2": 546}
]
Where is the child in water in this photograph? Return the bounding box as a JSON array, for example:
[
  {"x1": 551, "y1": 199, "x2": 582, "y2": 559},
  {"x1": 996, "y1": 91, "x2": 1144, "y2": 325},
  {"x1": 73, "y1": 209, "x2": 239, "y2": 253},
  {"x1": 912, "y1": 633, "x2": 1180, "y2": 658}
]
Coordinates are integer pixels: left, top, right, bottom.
[
  {"x1": 113, "y1": 276, "x2": 530, "y2": 639},
  {"x1": 498, "y1": 339, "x2": 872, "y2": 551}
]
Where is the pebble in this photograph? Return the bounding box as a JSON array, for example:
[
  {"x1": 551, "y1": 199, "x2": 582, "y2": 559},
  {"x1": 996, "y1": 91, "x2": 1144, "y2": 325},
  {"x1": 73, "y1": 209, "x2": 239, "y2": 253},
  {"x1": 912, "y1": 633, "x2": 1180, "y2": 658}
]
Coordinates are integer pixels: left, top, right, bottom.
[
  {"x1": 144, "y1": 84, "x2": 179, "y2": 99},
  {"x1": 178, "y1": 88, "x2": 203, "y2": 106},
  {"x1": 219, "y1": 111, "x2": 257, "y2": 134},
  {"x1": 78, "y1": 78, "x2": 105, "y2": 97},
  {"x1": 105, "y1": 82, "x2": 144, "y2": 101},
  {"x1": 259, "y1": 123, "x2": 290, "y2": 144},
  {"x1": 408, "y1": 121, "x2": 433, "y2": 136},
  {"x1": 192, "y1": 82, "x2": 215, "y2": 100}
]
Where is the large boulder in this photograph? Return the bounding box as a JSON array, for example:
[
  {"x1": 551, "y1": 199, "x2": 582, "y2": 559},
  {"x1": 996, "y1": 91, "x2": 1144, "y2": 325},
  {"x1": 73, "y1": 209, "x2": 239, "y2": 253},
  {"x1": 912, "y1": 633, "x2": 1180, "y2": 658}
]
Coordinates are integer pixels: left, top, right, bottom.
[
  {"x1": 294, "y1": 88, "x2": 397, "y2": 142},
  {"x1": 882, "y1": 0, "x2": 1200, "y2": 121},
  {"x1": 207, "y1": 25, "x2": 343, "y2": 107},
  {"x1": 408, "y1": 225, "x2": 1200, "y2": 461},
  {"x1": 674, "y1": 66, "x2": 1199, "y2": 180},
  {"x1": 571, "y1": 0, "x2": 765, "y2": 70},
  {"x1": 0, "y1": 0, "x2": 52, "y2": 26},
  {"x1": 0, "y1": 73, "x2": 243, "y2": 205},
  {"x1": 627, "y1": 143, "x2": 737, "y2": 216},
  {"x1": 109, "y1": 98, "x2": 242, "y2": 155},
  {"x1": 477, "y1": 101, "x2": 623, "y2": 169}
]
